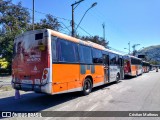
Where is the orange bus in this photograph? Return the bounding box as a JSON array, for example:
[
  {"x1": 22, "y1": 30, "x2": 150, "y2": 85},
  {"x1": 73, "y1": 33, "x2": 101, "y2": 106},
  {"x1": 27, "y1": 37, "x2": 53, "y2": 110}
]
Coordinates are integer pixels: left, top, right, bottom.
[
  {"x1": 124, "y1": 55, "x2": 143, "y2": 76},
  {"x1": 12, "y1": 29, "x2": 124, "y2": 95}
]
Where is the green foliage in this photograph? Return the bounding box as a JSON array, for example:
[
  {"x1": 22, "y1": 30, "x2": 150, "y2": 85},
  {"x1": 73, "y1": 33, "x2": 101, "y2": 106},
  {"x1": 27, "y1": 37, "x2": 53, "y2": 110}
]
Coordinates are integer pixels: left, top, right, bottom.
[
  {"x1": 0, "y1": 0, "x2": 108, "y2": 74},
  {"x1": 0, "y1": 0, "x2": 30, "y2": 32},
  {"x1": 149, "y1": 61, "x2": 159, "y2": 65},
  {"x1": 0, "y1": 58, "x2": 9, "y2": 68},
  {"x1": 0, "y1": 0, "x2": 30, "y2": 65},
  {"x1": 0, "y1": 0, "x2": 61, "y2": 71},
  {"x1": 27, "y1": 14, "x2": 61, "y2": 31}
]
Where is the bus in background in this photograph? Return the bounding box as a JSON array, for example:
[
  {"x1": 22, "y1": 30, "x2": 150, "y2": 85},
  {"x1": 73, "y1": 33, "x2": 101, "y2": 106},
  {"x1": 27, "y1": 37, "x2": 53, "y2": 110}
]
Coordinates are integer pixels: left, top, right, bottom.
[
  {"x1": 149, "y1": 64, "x2": 153, "y2": 71},
  {"x1": 124, "y1": 55, "x2": 143, "y2": 77},
  {"x1": 12, "y1": 29, "x2": 124, "y2": 95},
  {"x1": 142, "y1": 61, "x2": 150, "y2": 73}
]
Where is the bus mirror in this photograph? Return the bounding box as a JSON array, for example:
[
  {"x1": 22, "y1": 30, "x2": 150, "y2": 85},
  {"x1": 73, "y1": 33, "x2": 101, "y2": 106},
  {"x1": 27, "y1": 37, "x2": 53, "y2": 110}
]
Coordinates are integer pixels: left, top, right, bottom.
[{"x1": 102, "y1": 54, "x2": 107, "y2": 64}]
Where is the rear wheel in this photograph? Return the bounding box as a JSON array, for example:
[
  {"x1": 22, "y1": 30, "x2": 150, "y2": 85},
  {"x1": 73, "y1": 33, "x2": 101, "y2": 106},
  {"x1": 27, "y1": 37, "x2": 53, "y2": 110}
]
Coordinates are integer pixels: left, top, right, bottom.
[
  {"x1": 136, "y1": 71, "x2": 138, "y2": 77},
  {"x1": 116, "y1": 73, "x2": 120, "y2": 82},
  {"x1": 82, "y1": 78, "x2": 92, "y2": 95}
]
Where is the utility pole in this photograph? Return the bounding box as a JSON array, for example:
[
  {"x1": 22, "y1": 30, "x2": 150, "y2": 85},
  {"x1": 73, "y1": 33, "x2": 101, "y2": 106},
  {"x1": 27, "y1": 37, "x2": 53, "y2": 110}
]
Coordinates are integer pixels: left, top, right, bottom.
[
  {"x1": 71, "y1": 4, "x2": 74, "y2": 37},
  {"x1": 102, "y1": 23, "x2": 105, "y2": 40},
  {"x1": 124, "y1": 42, "x2": 131, "y2": 54},
  {"x1": 71, "y1": 0, "x2": 84, "y2": 37},
  {"x1": 128, "y1": 41, "x2": 130, "y2": 54},
  {"x1": 32, "y1": 0, "x2": 35, "y2": 30}
]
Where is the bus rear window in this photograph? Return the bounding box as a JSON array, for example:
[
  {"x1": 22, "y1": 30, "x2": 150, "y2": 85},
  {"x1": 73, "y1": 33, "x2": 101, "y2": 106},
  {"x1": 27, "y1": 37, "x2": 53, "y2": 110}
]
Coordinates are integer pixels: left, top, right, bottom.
[{"x1": 35, "y1": 33, "x2": 43, "y2": 40}]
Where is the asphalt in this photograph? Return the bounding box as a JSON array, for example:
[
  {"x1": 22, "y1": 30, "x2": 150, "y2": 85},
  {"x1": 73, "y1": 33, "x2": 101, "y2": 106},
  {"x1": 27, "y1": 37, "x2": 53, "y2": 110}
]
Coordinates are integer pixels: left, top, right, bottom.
[{"x1": 0, "y1": 70, "x2": 160, "y2": 120}]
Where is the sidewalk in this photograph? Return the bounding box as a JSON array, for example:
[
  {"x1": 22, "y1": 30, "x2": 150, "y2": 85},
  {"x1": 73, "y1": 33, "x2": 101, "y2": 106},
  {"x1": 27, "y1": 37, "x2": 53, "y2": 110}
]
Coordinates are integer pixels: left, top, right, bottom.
[{"x1": 0, "y1": 76, "x2": 12, "y2": 92}]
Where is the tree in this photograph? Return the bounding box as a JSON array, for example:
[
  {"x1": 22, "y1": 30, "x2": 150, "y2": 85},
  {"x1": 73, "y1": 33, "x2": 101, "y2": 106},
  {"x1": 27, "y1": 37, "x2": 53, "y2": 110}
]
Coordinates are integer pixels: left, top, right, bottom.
[
  {"x1": 149, "y1": 60, "x2": 160, "y2": 65},
  {"x1": 0, "y1": 0, "x2": 30, "y2": 68},
  {"x1": 0, "y1": 0, "x2": 61, "y2": 73},
  {"x1": 0, "y1": 58, "x2": 9, "y2": 68},
  {"x1": 0, "y1": 0, "x2": 30, "y2": 33},
  {"x1": 27, "y1": 14, "x2": 61, "y2": 31}
]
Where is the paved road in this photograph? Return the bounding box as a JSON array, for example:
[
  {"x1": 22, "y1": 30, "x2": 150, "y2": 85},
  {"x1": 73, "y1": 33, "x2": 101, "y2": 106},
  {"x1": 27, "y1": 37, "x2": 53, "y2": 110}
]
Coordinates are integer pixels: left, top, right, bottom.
[{"x1": 0, "y1": 70, "x2": 160, "y2": 120}]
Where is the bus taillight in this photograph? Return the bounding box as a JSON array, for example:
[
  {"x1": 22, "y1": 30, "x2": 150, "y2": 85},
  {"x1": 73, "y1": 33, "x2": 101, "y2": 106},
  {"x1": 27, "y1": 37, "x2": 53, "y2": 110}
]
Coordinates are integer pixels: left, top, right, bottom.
[
  {"x1": 44, "y1": 69, "x2": 48, "y2": 74},
  {"x1": 43, "y1": 74, "x2": 47, "y2": 79}
]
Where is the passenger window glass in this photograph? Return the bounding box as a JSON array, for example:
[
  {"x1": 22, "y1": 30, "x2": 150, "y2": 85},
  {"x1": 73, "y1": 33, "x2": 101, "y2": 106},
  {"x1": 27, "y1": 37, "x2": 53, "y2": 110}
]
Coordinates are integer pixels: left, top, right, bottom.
[
  {"x1": 110, "y1": 54, "x2": 114, "y2": 65},
  {"x1": 79, "y1": 45, "x2": 92, "y2": 64},
  {"x1": 58, "y1": 39, "x2": 78, "y2": 63},
  {"x1": 102, "y1": 51, "x2": 109, "y2": 64},
  {"x1": 92, "y1": 48, "x2": 103, "y2": 63},
  {"x1": 110, "y1": 53, "x2": 118, "y2": 65},
  {"x1": 51, "y1": 36, "x2": 57, "y2": 62}
]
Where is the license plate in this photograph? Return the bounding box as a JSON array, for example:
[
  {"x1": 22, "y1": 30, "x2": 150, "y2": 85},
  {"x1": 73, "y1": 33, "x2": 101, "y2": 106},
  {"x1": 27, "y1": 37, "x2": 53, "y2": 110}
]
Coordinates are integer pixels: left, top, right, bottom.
[{"x1": 21, "y1": 80, "x2": 33, "y2": 84}]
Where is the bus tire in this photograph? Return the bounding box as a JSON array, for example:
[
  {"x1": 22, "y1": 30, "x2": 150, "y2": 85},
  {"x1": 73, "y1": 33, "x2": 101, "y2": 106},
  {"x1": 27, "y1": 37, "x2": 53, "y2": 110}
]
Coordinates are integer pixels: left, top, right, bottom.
[
  {"x1": 82, "y1": 78, "x2": 92, "y2": 95},
  {"x1": 116, "y1": 73, "x2": 120, "y2": 82},
  {"x1": 136, "y1": 71, "x2": 138, "y2": 77}
]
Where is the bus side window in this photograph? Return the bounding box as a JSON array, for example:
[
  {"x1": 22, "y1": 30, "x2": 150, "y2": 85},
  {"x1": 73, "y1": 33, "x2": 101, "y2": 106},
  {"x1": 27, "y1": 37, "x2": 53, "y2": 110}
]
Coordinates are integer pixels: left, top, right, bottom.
[
  {"x1": 110, "y1": 53, "x2": 117, "y2": 65},
  {"x1": 119, "y1": 58, "x2": 124, "y2": 66},
  {"x1": 102, "y1": 51, "x2": 109, "y2": 65},
  {"x1": 58, "y1": 39, "x2": 79, "y2": 63},
  {"x1": 51, "y1": 36, "x2": 57, "y2": 62},
  {"x1": 79, "y1": 45, "x2": 92, "y2": 64},
  {"x1": 102, "y1": 54, "x2": 109, "y2": 65},
  {"x1": 92, "y1": 48, "x2": 103, "y2": 64},
  {"x1": 116, "y1": 55, "x2": 119, "y2": 65}
]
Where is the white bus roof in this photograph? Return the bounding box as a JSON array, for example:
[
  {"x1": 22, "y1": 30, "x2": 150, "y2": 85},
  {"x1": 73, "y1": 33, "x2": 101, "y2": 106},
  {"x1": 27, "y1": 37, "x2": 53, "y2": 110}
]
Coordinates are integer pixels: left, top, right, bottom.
[
  {"x1": 15, "y1": 29, "x2": 124, "y2": 56},
  {"x1": 124, "y1": 55, "x2": 142, "y2": 60}
]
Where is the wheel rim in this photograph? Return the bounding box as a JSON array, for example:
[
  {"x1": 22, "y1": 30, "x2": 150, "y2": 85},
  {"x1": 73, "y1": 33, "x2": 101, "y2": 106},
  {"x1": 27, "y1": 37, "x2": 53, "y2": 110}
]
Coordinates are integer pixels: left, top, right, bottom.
[
  {"x1": 116, "y1": 75, "x2": 119, "y2": 81},
  {"x1": 84, "y1": 80, "x2": 91, "y2": 92}
]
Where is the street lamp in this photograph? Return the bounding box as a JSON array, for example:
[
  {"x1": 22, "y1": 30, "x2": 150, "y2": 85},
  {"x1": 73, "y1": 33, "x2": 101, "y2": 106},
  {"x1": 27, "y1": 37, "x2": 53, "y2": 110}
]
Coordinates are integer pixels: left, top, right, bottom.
[
  {"x1": 71, "y1": 0, "x2": 84, "y2": 37},
  {"x1": 132, "y1": 44, "x2": 140, "y2": 56},
  {"x1": 71, "y1": 1, "x2": 97, "y2": 37},
  {"x1": 75, "y1": 2, "x2": 97, "y2": 31}
]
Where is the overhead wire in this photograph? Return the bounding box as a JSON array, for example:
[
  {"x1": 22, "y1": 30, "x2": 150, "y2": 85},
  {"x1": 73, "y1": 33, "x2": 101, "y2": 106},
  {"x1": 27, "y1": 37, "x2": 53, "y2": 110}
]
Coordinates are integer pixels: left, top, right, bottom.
[
  {"x1": 27, "y1": 7, "x2": 94, "y2": 36},
  {"x1": 3, "y1": 1, "x2": 127, "y2": 54},
  {"x1": 27, "y1": 7, "x2": 126, "y2": 54}
]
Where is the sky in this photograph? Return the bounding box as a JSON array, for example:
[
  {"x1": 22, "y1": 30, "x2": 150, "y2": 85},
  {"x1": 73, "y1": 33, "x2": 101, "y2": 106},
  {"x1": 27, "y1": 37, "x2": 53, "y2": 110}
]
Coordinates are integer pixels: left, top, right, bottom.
[{"x1": 12, "y1": 0, "x2": 160, "y2": 53}]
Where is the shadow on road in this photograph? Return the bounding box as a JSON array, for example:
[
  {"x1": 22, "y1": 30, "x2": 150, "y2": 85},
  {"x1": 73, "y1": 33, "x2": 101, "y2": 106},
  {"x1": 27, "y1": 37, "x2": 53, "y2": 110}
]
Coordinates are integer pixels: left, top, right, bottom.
[
  {"x1": 0, "y1": 81, "x2": 121, "y2": 112},
  {"x1": 92, "y1": 81, "x2": 120, "y2": 92},
  {"x1": 0, "y1": 92, "x2": 82, "y2": 111},
  {"x1": 123, "y1": 75, "x2": 135, "y2": 80}
]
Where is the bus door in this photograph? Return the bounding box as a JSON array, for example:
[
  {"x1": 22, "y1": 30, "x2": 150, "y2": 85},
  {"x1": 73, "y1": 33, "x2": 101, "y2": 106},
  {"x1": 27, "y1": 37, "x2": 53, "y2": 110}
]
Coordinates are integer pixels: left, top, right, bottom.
[
  {"x1": 103, "y1": 54, "x2": 109, "y2": 83},
  {"x1": 119, "y1": 56, "x2": 124, "y2": 79}
]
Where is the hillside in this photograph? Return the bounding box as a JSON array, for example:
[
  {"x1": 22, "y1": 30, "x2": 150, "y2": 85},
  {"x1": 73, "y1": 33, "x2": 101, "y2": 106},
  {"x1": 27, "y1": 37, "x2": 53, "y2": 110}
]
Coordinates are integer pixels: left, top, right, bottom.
[{"x1": 136, "y1": 45, "x2": 160, "y2": 64}]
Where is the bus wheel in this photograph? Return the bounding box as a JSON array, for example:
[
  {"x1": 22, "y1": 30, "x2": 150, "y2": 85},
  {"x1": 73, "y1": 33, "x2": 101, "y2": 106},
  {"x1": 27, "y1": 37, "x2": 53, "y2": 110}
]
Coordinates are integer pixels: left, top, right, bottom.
[
  {"x1": 116, "y1": 73, "x2": 120, "y2": 82},
  {"x1": 82, "y1": 78, "x2": 92, "y2": 95},
  {"x1": 136, "y1": 71, "x2": 138, "y2": 77}
]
